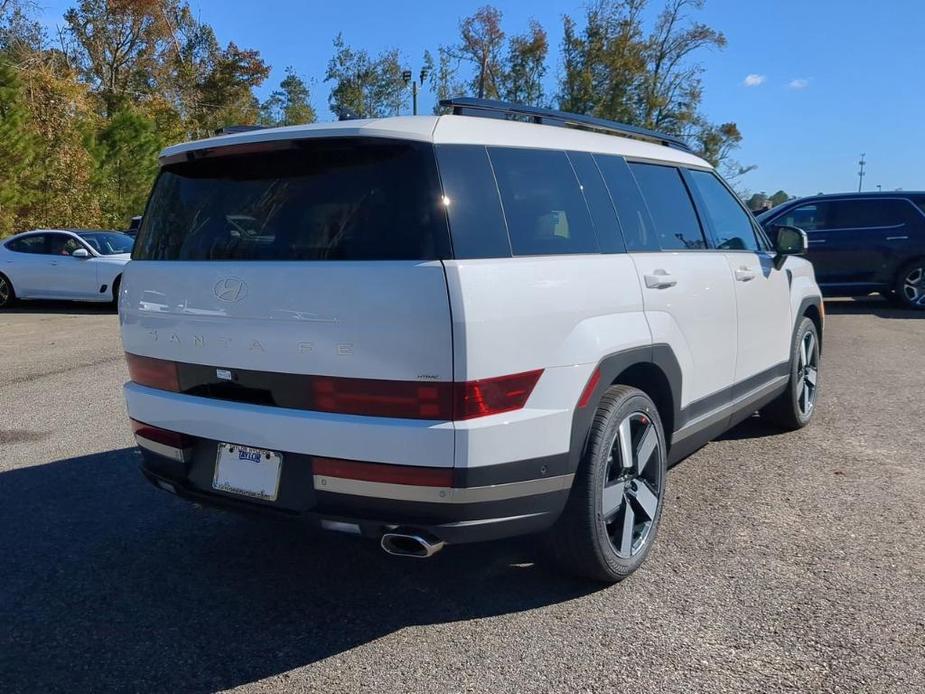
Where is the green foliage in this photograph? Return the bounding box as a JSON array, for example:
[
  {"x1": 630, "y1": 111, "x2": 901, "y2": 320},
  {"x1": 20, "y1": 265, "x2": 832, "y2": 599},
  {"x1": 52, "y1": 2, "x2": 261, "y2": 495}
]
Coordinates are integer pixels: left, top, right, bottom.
[
  {"x1": 261, "y1": 67, "x2": 316, "y2": 126},
  {"x1": 325, "y1": 33, "x2": 406, "y2": 119},
  {"x1": 769, "y1": 190, "x2": 790, "y2": 207},
  {"x1": 92, "y1": 109, "x2": 161, "y2": 226},
  {"x1": 0, "y1": 60, "x2": 37, "y2": 234}
]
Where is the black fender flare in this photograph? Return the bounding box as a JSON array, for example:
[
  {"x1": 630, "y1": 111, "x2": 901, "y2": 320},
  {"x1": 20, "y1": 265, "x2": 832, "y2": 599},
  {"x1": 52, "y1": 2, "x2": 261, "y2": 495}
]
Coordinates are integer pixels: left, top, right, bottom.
[{"x1": 565, "y1": 344, "x2": 682, "y2": 475}]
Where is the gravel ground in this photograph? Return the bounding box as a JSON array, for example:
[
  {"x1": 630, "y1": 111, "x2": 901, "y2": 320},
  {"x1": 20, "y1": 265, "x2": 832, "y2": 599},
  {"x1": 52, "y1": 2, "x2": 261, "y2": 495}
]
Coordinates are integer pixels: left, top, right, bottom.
[{"x1": 0, "y1": 299, "x2": 923, "y2": 693}]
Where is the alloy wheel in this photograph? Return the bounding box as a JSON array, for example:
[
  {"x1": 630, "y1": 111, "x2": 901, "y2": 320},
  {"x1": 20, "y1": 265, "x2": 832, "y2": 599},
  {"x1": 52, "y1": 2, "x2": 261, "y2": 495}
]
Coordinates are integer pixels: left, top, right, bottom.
[
  {"x1": 796, "y1": 331, "x2": 819, "y2": 417},
  {"x1": 902, "y1": 266, "x2": 925, "y2": 307},
  {"x1": 0, "y1": 276, "x2": 9, "y2": 305},
  {"x1": 602, "y1": 412, "x2": 662, "y2": 558}
]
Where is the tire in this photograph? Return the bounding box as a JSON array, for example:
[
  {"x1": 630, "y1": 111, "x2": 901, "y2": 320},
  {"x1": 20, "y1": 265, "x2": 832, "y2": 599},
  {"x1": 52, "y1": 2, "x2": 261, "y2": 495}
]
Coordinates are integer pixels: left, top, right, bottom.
[
  {"x1": 548, "y1": 385, "x2": 668, "y2": 583},
  {"x1": 891, "y1": 259, "x2": 925, "y2": 310},
  {"x1": 0, "y1": 273, "x2": 15, "y2": 309},
  {"x1": 111, "y1": 275, "x2": 121, "y2": 310},
  {"x1": 762, "y1": 316, "x2": 820, "y2": 430}
]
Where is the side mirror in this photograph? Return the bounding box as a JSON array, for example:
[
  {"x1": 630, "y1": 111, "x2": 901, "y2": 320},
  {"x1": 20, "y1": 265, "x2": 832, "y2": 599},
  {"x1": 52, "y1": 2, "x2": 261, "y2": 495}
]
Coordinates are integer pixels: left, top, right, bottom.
[
  {"x1": 71, "y1": 248, "x2": 91, "y2": 258},
  {"x1": 774, "y1": 225, "x2": 807, "y2": 257}
]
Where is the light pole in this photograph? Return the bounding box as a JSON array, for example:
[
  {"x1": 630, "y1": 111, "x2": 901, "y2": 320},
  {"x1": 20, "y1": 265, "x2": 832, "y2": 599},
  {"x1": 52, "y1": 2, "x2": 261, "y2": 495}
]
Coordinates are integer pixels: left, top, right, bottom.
[
  {"x1": 402, "y1": 67, "x2": 430, "y2": 116},
  {"x1": 857, "y1": 153, "x2": 866, "y2": 193}
]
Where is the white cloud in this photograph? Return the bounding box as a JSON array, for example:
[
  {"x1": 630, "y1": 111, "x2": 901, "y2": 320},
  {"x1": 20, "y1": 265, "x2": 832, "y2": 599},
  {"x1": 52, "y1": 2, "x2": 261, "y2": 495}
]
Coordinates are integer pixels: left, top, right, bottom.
[
  {"x1": 743, "y1": 74, "x2": 766, "y2": 87},
  {"x1": 788, "y1": 78, "x2": 810, "y2": 90}
]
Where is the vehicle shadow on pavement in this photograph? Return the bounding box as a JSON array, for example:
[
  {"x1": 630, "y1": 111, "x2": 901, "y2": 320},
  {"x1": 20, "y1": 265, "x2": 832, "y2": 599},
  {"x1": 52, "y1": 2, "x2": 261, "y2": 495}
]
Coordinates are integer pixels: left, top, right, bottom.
[
  {"x1": 5, "y1": 299, "x2": 116, "y2": 315},
  {"x1": 823, "y1": 297, "x2": 925, "y2": 319},
  {"x1": 0, "y1": 448, "x2": 597, "y2": 693}
]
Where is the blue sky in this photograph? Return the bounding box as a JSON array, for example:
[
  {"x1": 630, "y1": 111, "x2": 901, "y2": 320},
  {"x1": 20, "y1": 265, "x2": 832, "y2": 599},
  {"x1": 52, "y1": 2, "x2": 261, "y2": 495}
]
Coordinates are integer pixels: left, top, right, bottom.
[{"x1": 39, "y1": 0, "x2": 925, "y2": 196}]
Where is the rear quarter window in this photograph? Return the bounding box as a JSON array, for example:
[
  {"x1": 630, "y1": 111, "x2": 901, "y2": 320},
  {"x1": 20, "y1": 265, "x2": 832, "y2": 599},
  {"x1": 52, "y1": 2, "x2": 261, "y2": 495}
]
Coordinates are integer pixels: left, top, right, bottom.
[{"x1": 134, "y1": 139, "x2": 451, "y2": 261}]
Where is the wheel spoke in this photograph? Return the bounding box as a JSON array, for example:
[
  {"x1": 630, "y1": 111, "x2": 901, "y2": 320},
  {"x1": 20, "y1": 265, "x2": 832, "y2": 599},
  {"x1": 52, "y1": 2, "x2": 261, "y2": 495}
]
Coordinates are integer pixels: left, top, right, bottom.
[
  {"x1": 635, "y1": 424, "x2": 657, "y2": 475},
  {"x1": 805, "y1": 334, "x2": 815, "y2": 363},
  {"x1": 618, "y1": 417, "x2": 633, "y2": 470},
  {"x1": 805, "y1": 367, "x2": 817, "y2": 386},
  {"x1": 617, "y1": 501, "x2": 635, "y2": 556},
  {"x1": 629, "y1": 481, "x2": 659, "y2": 520},
  {"x1": 602, "y1": 482, "x2": 624, "y2": 520}
]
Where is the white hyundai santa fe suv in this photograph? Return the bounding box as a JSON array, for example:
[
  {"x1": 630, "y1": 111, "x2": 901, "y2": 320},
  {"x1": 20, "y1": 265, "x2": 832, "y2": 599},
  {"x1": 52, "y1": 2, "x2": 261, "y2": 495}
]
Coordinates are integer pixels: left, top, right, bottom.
[{"x1": 121, "y1": 98, "x2": 822, "y2": 582}]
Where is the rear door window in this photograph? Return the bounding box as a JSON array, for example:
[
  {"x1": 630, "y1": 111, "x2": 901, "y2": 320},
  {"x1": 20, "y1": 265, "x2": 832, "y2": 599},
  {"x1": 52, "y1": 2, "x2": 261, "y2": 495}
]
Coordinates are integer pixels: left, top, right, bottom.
[
  {"x1": 5, "y1": 235, "x2": 47, "y2": 254},
  {"x1": 687, "y1": 170, "x2": 760, "y2": 251},
  {"x1": 47, "y1": 234, "x2": 84, "y2": 256},
  {"x1": 487, "y1": 147, "x2": 599, "y2": 256},
  {"x1": 566, "y1": 151, "x2": 625, "y2": 253},
  {"x1": 826, "y1": 199, "x2": 913, "y2": 229},
  {"x1": 593, "y1": 155, "x2": 659, "y2": 252},
  {"x1": 134, "y1": 139, "x2": 451, "y2": 261},
  {"x1": 628, "y1": 163, "x2": 707, "y2": 250}
]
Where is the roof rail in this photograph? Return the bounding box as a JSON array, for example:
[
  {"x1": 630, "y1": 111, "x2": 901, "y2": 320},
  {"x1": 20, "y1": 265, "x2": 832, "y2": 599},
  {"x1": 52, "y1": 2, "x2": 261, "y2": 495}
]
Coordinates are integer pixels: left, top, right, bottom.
[
  {"x1": 439, "y1": 97, "x2": 692, "y2": 153},
  {"x1": 215, "y1": 124, "x2": 268, "y2": 136}
]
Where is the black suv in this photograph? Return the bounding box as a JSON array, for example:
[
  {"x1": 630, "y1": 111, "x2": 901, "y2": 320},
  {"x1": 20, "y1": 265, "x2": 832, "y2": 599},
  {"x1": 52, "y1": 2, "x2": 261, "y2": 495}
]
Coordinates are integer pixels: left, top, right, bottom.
[{"x1": 758, "y1": 192, "x2": 925, "y2": 309}]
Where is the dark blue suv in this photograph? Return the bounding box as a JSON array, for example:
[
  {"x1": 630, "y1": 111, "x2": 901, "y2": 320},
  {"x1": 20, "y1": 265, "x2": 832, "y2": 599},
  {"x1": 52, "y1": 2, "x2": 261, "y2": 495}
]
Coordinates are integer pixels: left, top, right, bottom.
[{"x1": 758, "y1": 192, "x2": 925, "y2": 309}]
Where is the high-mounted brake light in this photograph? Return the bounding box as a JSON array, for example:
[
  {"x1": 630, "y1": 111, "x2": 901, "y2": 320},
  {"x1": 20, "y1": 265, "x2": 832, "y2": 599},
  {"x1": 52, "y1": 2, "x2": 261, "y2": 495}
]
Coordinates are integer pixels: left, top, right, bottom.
[{"x1": 126, "y1": 353, "x2": 180, "y2": 392}]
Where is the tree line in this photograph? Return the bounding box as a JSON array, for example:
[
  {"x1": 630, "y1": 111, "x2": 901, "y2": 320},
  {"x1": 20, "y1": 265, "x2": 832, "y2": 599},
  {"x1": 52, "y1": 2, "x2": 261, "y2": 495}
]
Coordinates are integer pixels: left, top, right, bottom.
[{"x1": 0, "y1": 0, "x2": 748, "y2": 238}]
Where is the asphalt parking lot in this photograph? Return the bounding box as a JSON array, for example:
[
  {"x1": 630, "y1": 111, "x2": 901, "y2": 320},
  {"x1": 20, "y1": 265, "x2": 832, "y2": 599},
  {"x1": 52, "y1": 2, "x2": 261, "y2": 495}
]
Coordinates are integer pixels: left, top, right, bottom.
[{"x1": 1, "y1": 299, "x2": 923, "y2": 693}]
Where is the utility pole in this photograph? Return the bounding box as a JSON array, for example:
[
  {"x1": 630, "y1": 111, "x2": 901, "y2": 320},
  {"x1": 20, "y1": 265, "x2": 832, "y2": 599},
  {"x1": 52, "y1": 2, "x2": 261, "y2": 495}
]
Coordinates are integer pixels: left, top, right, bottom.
[
  {"x1": 402, "y1": 67, "x2": 430, "y2": 115},
  {"x1": 857, "y1": 153, "x2": 866, "y2": 193}
]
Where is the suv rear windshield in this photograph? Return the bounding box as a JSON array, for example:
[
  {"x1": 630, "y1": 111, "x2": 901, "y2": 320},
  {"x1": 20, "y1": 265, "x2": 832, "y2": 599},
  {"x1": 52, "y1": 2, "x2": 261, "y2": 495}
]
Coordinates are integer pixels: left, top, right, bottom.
[{"x1": 133, "y1": 139, "x2": 451, "y2": 261}]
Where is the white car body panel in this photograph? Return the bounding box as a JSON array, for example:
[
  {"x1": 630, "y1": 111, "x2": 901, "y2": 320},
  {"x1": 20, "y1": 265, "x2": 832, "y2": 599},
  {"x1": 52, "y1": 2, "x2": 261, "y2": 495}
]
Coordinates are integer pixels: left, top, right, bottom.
[
  {"x1": 629, "y1": 252, "x2": 738, "y2": 409},
  {"x1": 725, "y1": 252, "x2": 794, "y2": 382},
  {"x1": 0, "y1": 230, "x2": 130, "y2": 302}
]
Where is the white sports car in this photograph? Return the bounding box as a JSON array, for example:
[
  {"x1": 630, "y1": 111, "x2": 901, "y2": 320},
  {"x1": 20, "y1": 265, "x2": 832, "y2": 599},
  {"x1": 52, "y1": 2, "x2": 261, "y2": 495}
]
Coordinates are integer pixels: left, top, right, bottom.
[{"x1": 0, "y1": 229, "x2": 133, "y2": 308}]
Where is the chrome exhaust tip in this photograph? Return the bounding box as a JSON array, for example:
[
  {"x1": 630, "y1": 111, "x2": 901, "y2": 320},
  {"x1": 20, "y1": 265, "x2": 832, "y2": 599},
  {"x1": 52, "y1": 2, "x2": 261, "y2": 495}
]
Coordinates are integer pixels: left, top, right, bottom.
[{"x1": 380, "y1": 529, "x2": 445, "y2": 558}]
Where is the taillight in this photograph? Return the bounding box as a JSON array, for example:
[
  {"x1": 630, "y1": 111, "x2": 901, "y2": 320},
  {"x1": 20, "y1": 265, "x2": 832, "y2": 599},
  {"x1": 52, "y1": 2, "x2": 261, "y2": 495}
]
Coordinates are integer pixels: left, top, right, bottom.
[
  {"x1": 126, "y1": 353, "x2": 180, "y2": 392},
  {"x1": 131, "y1": 419, "x2": 193, "y2": 451},
  {"x1": 454, "y1": 369, "x2": 543, "y2": 420},
  {"x1": 310, "y1": 370, "x2": 543, "y2": 420},
  {"x1": 314, "y1": 457, "x2": 454, "y2": 487},
  {"x1": 311, "y1": 376, "x2": 454, "y2": 420}
]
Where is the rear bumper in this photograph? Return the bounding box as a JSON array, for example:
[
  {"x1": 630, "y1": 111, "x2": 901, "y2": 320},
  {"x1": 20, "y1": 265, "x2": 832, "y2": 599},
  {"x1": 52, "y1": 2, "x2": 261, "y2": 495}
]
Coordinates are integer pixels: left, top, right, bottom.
[{"x1": 136, "y1": 438, "x2": 571, "y2": 545}]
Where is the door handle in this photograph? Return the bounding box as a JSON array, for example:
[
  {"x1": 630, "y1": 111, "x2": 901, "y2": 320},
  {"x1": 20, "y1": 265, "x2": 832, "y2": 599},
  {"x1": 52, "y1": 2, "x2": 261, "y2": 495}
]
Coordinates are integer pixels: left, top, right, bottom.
[
  {"x1": 644, "y1": 270, "x2": 677, "y2": 289},
  {"x1": 886, "y1": 235, "x2": 909, "y2": 241},
  {"x1": 808, "y1": 239, "x2": 826, "y2": 245},
  {"x1": 735, "y1": 267, "x2": 756, "y2": 282}
]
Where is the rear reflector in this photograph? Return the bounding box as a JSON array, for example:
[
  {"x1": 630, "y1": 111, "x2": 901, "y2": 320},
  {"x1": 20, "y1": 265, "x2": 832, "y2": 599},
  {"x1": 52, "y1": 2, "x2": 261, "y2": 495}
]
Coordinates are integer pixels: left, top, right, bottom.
[
  {"x1": 130, "y1": 420, "x2": 193, "y2": 462},
  {"x1": 126, "y1": 353, "x2": 180, "y2": 392},
  {"x1": 314, "y1": 457, "x2": 454, "y2": 487},
  {"x1": 577, "y1": 368, "x2": 602, "y2": 409}
]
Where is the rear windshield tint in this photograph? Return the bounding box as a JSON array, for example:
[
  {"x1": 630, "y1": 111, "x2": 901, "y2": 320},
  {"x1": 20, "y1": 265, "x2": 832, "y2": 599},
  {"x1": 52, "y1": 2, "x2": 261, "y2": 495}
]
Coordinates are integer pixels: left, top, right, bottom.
[{"x1": 133, "y1": 139, "x2": 451, "y2": 261}]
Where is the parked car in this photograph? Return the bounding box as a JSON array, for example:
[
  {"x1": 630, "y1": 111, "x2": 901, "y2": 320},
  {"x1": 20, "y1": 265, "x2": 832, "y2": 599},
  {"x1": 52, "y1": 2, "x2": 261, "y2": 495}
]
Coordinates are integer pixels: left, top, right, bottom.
[
  {"x1": 758, "y1": 192, "x2": 925, "y2": 308},
  {"x1": 0, "y1": 229, "x2": 133, "y2": 308},
  {"x1": 120, "y1": 98, "x2": 822, "y2": 583}
]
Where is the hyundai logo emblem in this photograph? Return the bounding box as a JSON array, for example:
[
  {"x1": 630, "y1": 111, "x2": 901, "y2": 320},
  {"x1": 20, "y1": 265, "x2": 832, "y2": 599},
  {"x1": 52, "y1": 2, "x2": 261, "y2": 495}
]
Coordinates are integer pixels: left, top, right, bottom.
[{"x1": 213, "y1": 277, "x2": 248, "y2": 303}]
